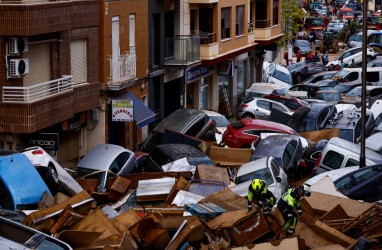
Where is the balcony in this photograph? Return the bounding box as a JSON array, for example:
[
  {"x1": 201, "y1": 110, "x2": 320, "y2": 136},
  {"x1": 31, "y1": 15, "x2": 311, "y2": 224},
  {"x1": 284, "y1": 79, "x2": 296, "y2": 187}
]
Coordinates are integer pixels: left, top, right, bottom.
[
  {"x1": 164, "y1": 35, "x2": 201, "y2": 66},
  {"x1": 195, "y1": 31, "x2": 219, "y2": 60},
  {"x1": 254, "y1": 20, "x2": 282, "y2": 41},
  {"x1": 247, "y1": 22, "x2": 256, "y2": 44},
  {"x1": 1, "y1": 76, "x2": 99, "y2": 133},
  {"x1": 108, "y1": 48, "x2": 137, "y2": 91}
]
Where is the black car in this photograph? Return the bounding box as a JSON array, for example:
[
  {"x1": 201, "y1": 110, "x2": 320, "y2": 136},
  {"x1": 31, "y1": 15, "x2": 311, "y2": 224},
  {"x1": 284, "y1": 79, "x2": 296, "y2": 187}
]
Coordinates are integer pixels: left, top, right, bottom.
[
  {"x1": 288, "y1": 102, "x2": 337, "y2": 132},
  {"x1": 301, "y1": 71, "x2": 337, "y2": 85},
  {"x1": 136, "y1": 143, "x2": 214, "y2": 172},
  {"x1": 140, "y1": 108, "x2": 216, "y2": 152},
  {"x1": 334, "y1": 163, "x2": 382, "y2": 202},
  {"x1": 287, "y1": 61, "x2": 327, "y2": 84}
]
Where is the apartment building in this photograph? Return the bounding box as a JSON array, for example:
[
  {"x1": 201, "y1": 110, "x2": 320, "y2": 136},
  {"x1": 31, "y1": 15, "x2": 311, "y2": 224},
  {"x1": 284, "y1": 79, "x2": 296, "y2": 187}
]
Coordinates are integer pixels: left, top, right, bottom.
[
  {"x1": 98, "y1": 0, "x2": 155, "y2": 151},
  {"x1": 147, "y1": 0, "x2": 283, "y2": 120},
  {"x1": 0, "y1": 0, "x2": 100, "y2": 168}
]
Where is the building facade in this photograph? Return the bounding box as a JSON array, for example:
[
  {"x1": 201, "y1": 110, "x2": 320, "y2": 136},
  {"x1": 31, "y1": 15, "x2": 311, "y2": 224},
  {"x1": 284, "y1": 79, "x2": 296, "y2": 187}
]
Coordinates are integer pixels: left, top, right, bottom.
[
  {"x1": 99, "y1": 0, "x2": 155, "y2": 152},
  {"x1": 0, "y1": 0, "x2": 100, "y2": 169},
  {"x1": 147, "y1": 0, "x2": 283, "y2": 123}
]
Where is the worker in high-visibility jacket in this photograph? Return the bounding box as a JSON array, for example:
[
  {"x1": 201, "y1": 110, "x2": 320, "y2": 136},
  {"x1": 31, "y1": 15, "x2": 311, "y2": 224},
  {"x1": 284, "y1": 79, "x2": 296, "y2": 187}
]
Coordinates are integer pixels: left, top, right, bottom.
[
  {"x1": 247, "y1": 179, "x2": 276, "y2": 216},
  {"x1": 277, "y1": 184, "x2": 311, "y2": 235}
]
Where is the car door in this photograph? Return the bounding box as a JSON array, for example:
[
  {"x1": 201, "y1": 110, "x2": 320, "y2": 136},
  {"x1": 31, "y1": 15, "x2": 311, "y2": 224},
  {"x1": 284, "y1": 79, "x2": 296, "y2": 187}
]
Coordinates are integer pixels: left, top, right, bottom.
[{"x1": 254, "y1": 99, "x2": 272, "y2": 119}]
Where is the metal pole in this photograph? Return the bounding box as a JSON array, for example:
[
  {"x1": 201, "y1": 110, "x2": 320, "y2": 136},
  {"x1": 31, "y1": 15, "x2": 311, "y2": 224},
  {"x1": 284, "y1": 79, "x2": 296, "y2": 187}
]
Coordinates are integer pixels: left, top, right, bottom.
[{"x1": 360, "y1": 0, "x2": 367, "y2": 168}]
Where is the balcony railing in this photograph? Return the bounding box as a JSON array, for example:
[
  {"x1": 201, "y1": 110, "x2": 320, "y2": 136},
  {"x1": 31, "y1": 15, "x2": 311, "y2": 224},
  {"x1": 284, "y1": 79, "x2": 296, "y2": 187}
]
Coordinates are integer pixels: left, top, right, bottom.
[
  {"x1": 191, "y1": 31, "x2": 217, "y2": 45},
  {"x1": 248, "y1": 21, "x2": 255, "y2": 32},
  {"x1": 2, "y1": 75, "x2": 73, "y2": 103},
  {"x1": 108, "y1": 48, "x2": 136, "y2": 84},
  {"x1": 164, "y1": 35, "x2": 200, "y2": 66},
  {"x1": 255, "y1": 19, "x2": 271, "y2": 28}
]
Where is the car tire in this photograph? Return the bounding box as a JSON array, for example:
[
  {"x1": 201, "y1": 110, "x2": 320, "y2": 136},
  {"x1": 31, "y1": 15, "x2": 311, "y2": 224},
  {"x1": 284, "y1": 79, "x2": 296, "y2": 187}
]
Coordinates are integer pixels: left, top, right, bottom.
[
  {"x1": 45, "y1": 165, "x2": 60, "y2": 194},
  {"x1": 241, "y1": 113, "x2": 255, "y2": 118}
]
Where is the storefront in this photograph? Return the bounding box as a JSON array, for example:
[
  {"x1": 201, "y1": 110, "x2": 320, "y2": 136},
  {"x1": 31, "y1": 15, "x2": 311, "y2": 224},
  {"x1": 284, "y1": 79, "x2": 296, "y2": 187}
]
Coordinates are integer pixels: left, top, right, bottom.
[{"x1": 185, "y1": 66, "x2": 212, "y2": 110}]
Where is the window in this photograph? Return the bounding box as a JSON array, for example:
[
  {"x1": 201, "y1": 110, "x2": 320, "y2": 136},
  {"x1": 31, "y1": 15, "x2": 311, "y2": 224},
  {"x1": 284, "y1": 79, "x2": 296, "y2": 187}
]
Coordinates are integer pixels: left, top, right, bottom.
[
  {"x1": 221, "y1": 8, "x2": 231, "y2": 39},
  {"x1": 323, "y1": 150, "x2": 344, "y2": 170},
  {"x1": 344, "y1": 72, "x2": 359, "y2": 82},
  {"x1": 345, "y1": 158, "x2": 359, "y2": 167},
  {"x1": 272, "y1": 103, "x2": 289, "y2": 113},
  {"x1": 257, "y1": 100, "x2": 271, "y2": 110},
  {"x1": 273, "y1": 0, "x2": 279, "y2": 25},
  {"x1": 236, "y1": 5, "x2": 244, "y2": 36},
  {"x1": 283, "y1": 141, "x2": 297, "y2": 169}
]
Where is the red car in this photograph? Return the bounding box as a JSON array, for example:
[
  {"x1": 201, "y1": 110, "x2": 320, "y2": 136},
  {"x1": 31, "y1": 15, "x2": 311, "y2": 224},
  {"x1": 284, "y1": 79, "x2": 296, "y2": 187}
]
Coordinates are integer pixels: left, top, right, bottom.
[{"x1": 222, "y1": 118, "x2": 299, "y2": 148}]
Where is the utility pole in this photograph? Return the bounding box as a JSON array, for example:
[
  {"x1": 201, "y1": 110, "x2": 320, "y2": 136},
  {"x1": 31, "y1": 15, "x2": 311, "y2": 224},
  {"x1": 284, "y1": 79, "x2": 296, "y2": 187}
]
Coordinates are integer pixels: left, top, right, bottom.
[{"x1": 360, "y1": 0, "x2": 367, "y2": 168}]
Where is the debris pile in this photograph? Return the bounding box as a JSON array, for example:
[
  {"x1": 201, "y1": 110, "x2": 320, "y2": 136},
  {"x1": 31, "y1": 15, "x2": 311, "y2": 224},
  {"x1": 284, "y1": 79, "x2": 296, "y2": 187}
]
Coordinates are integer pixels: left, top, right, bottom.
[{"x1": 16, "y1": 163, "x2": 382, "y2": 250}]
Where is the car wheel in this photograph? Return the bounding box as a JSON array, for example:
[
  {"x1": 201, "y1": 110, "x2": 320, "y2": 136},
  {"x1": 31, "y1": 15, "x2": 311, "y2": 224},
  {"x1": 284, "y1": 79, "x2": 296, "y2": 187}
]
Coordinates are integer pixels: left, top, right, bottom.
[
  {"x1": 296, "y1": 74, "x2": 303, "y2": 84},
  {"x1": 45, "y1": 165, "x2": 60, "y2": 194},
  {"x1": 241, "y1": 113, "x2": 255, "y2": 118}
]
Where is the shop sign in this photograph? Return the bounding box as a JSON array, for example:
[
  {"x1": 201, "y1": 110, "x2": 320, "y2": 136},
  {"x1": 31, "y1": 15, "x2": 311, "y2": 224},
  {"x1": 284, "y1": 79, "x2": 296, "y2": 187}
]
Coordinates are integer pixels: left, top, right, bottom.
[
  {"x1": 187, "y1": 66, "x2": 209, "y2": 82},
  {"x1": 112, "y1": 99, "x2": 133, "y2": 122},
  {"x1": 27, "y1": 133, "x2": 59, "y2": 151},
  {"x1": 62, "y1": 112, "x2": 87, "y2": 132},
  {"x1": 218, "y1": 61, "x2": 233, "y2": 76}
]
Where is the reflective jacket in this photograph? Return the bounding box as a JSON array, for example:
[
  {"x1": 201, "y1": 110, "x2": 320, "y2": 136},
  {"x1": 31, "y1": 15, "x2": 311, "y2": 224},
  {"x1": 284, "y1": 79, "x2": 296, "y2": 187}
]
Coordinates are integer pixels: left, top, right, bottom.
[
  {"x1": 282, "y1": 188, "x2": 302, "y2": 215},
  {"x1": 248, "y1": 180, "x2": 268, "y2": 206}
]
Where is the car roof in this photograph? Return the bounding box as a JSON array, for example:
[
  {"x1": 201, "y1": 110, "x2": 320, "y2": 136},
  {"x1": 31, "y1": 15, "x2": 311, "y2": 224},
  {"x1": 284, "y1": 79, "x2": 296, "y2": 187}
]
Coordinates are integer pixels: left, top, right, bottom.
[
  {"x1": 236, "y1": 157, "x2": 270, "y2": 177},
  {"x1": 77, "y1": 144, "x2": 133, "y2": 171},
  {"x1": 326, "y1": 137, "x2": 382, "y2": 161}
]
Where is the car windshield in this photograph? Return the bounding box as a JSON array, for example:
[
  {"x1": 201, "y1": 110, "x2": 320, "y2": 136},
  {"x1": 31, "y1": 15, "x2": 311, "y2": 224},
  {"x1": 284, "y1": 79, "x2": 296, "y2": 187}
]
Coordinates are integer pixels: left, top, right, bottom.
[
  {"x1": 76, "y1": 167, "x2": 111, "y2": 192},
  {"x1": 334, "y1": 165, "x2": 382, "y2": 193},
  {"x1": 345, "y1": 87, "x2": 361, "y2": 97},
  {"x1": 333, "y1": 69, "x2": 352, "y2": 78},
  {"x1": 367, "y1": 17, "x2": 379, "y2": 24},
  {"x1": 352, "y1": 34, "x2": 362, "y2": 42},
  {"x1": 369, "y1": 34, "x2": 382, "y2": 44},
  {"x1": 272, "y1": 70, "x2": 293, "y2": 85},
  {"x1": 339, "y1": 129, "x2": 354, "y2": 142},
  {"x1": 235, "y1": 166, "x2": 274, "y2": 185}
]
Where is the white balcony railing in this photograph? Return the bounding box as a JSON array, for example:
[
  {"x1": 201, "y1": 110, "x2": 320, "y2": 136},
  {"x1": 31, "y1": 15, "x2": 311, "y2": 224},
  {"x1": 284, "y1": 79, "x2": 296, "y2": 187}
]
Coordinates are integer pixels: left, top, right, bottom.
[
  {"x1": 108, "y1": 48, "x2": 136, "y2": 84},
  {"x1": 2, "y1": 75, "x2": 73, "y2": 103}
]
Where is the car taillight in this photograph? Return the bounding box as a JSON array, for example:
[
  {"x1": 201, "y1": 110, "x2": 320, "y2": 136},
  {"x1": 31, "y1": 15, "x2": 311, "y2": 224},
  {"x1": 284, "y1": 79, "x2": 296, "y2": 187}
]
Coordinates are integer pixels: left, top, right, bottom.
[
  {"x1": 240, "y1": 104, "x2": 248, "y2": 108},
  {"x1": 32, "y1": 149, "x2": 44, "y2": 155},
  {"x1": 312, "y1": 152, "x2": 322, "y2": 174}
]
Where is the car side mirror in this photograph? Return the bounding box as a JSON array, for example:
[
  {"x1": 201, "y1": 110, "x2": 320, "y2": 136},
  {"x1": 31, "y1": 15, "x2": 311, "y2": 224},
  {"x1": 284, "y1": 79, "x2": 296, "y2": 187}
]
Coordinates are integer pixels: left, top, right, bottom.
[{"x1": 276, "y1": 176, "x2": 282, "y2": 183}]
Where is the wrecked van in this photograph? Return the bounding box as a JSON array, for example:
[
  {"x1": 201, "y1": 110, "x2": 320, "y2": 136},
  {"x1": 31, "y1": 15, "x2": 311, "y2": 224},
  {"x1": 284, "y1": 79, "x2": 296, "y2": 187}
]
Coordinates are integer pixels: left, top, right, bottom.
[
  {"x1": 314, "y1": 137, "x2": 382, "y2": 174},
  {"x1": 0, "y1": 152, "x2": 51, "y2": 210}
]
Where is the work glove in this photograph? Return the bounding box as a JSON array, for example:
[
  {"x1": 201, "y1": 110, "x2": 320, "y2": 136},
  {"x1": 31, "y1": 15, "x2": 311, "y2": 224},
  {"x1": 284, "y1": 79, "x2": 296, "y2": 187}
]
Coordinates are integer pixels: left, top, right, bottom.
[{"x1": 248, "y1": 204, "x2": 252, "y2": 211}]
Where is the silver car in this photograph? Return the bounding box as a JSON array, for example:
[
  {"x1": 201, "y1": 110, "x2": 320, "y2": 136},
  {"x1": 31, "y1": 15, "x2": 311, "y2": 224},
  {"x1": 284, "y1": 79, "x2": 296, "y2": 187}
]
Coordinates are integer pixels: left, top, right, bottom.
[
  {"x1": 238, "y1": 97, "x2": 293, "y2": 119},
  {"x1": 230, "y1": 156, "x2": 288, "y2": 201},
  {"x1": 75, "y1": 144, "x2": 137, "y2": 192}
]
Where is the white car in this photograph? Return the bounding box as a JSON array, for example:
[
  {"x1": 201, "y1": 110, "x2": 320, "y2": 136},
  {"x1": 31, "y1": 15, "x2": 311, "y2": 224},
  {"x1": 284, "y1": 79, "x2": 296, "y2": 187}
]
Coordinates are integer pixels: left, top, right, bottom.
[
  {"x1": 263, "y1": 61, "x2": 293, "y2": 88},
  {"x1": 326, "y1": 46, "x2": 375, "y2": 70},
  {"x1": 238, "y1": 97, "x2": 294, "y2": 119},
  {"x1": 201, "y1": 110, "x2": 230, "y2": 144},
  {"x1": 22, "y1": 146, "x2": 83, "y2": 196},
  {"x1": 230, "y1": 157, "x2": 288, "y2": 201}
]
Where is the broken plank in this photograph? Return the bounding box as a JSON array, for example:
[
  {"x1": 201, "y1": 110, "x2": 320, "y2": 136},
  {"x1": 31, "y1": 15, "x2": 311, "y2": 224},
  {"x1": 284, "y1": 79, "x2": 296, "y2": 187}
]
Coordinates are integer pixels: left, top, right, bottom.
[{"x1": 313, "y1": 220, "x2": 356, "y2": 247}]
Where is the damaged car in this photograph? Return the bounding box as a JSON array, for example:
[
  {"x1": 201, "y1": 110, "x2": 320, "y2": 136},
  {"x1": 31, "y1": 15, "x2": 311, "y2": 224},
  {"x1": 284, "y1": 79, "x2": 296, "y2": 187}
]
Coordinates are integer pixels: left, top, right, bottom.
[
  {"x1": 230, "y1": 156, "x2": 288, "y2": 200},
  {"x1": 22, "y1": 146, "x2": 83, "y2": 196},
  {"x1": 0, "y1": 152, "x2": 51, "y2": 210},
  {"x1": 334, "y1": 163, "x2": 382, "y2": 202},
  {"x1": 75, "y1": 144, "x2": 137, "y2": 192}
]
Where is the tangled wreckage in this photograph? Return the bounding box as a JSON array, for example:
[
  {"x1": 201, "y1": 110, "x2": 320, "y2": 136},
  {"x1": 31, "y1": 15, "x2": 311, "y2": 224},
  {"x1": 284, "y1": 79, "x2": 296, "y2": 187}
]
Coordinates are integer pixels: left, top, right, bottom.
[{"x1": 2, "y1": 148, "x2": 382, "y2": 250}]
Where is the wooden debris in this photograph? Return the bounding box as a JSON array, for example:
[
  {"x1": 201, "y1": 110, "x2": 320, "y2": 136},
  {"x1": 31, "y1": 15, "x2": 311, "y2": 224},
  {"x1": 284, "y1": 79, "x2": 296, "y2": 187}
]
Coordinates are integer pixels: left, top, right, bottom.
[
  {"x1": 207, "y1": 146, "x2": 252, "y2": 169},
  {"x1": 195, "y1": 164, "x2": 231, "y2": 186},
  {"x1": 313, "y1": 220, "x2": 357, "y2": 247},
  {"x1": 23, "y1": 190, "x2": 94, "y2": 232}
]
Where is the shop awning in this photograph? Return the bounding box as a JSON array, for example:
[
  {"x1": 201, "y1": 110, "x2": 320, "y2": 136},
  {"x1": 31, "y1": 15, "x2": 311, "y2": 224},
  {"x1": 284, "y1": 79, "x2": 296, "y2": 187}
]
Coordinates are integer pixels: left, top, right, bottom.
[{"x1": 112, "y1": 93, "x2": 156, "y2": 128}]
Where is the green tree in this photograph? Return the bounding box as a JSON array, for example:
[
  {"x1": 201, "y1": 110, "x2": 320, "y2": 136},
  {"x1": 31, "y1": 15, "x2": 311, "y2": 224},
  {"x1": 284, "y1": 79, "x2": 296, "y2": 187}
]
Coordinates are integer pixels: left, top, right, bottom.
[{"x1": 280, "y1": 0, "x2": 306, "y2": 47}]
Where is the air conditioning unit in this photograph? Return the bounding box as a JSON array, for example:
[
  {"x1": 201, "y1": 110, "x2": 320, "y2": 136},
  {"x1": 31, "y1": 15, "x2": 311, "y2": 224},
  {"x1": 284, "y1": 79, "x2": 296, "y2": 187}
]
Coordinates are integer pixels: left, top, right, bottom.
[
  {"x1": 8, "y1": 37, "x2": 28, "y2": 54},
  {"x1": 8, "y1": 59, "x2": 29, "y2": 77}
]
